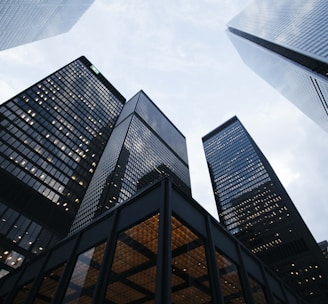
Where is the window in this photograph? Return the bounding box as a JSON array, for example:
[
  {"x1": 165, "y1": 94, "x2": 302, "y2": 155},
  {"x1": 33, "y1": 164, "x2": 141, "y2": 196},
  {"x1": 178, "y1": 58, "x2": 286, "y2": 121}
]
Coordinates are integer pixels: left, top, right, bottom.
[
  {"x1": 106, "y1": 214, "x2": 159, "y2": 303},
  {"x1": 63, "y1": 242, "x2": 106, "y2": 303},
  {"x1": 35, "y1": 263, "x2": 66, "y2": 303},
  {"x1": 216, "y1": 250, "x2": 246, "y2": 303},
  {"x1": 171, "y1": 216, "x2": 212, "y2": 303},
  {"x1": 248, "y1": 275, "x2": 268, "y2": 303}
]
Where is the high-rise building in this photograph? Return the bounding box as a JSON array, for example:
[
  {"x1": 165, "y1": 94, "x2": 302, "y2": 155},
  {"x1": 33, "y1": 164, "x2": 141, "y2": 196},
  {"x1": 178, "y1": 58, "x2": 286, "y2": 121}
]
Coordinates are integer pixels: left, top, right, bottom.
[
  {"x1": 202, "y1": 116, "x2": 328, "y2": 303},
  {"x1": 0, "y1": 179, "x2": 306, "y2": 304},
  {"x1": 0, "y1": 0, "x2": 94, "y2": 51},
  {"x1": 70, "y1": 90, "x2": 191, "y2": 233},
  {"x1": 227, "y1": 0, "x2": 328, "y2": 133},
  {"x1": 0, "y1": 56, "x2": 125, "y2": 277}
]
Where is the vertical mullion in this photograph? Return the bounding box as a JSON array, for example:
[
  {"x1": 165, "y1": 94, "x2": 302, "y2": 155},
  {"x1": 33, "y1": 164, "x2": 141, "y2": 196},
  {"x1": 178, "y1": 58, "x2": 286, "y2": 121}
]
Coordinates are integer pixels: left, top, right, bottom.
[
  {"x1": 155, "y1": 179, "x2": 172, "y2": 304},
  {"x1": 92, "y1": 209, "x2": 119, "y2": 303},
  {"x1": 236, "y1": 243, "x2": 255, "y2": 304},
  {"x1": 260, "y1": 263, "x2": 275, "y2": 304},
  {"x1": 51, "y1": 234, "x2": 82, "y2": 303},
  {"x1": 205, "y1": 215, "x2": 223, "y2": 304}
]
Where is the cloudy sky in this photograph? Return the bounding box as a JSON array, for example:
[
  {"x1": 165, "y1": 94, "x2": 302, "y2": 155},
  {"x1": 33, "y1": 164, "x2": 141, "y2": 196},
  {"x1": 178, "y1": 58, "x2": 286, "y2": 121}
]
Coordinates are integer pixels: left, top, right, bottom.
[{"x1": 1, "y1": 0, "x2": 327, "y2": 242}]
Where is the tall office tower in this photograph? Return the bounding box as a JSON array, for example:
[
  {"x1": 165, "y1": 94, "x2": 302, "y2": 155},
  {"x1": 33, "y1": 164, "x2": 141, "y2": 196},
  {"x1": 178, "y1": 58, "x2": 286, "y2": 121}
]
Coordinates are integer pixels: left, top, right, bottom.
[
  {"x1": 0, "y1": 56, "x2": 125, "y2": 278},
  {"x1": 227, "y1": 0, "x2": 328, "y2": 133},
  {"x1": 70, "y1": 90, "x2": 191, "y2": 233},
  {"x1": 0, "y1": 0, "x2": 94, "y2": 51},
  {"x1": 202, "y1": 116, "x2": 328, "y2": 303}
]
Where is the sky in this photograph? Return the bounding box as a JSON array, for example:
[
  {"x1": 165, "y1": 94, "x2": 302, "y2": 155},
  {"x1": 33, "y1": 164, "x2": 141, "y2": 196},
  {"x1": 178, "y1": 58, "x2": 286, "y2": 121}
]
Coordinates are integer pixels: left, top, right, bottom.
[{"x1": 1, "y1": 0, "x2": 328, "y2": 242}]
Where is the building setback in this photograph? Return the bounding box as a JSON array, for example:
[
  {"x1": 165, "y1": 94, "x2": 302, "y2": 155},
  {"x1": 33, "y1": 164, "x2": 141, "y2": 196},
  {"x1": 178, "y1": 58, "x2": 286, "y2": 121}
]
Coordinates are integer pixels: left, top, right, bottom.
[
  {"x1": 202, "y1": 116, "x2": 328, "y2": 303},
  {"x1": 226, "y1": 0, "x2": 328, "y2": 133},
  {"x1": 0, "y1": 179, "x2": 307, "y2": 304},
  {"x1": 0, "y1": 0, "x2": 94, "y2": 51},
  {"x1": 70, "y1": 90, "x2": 191, "y2": 234},
  {"x1": 0, "y1": 56, "x2": 125, "y2": 277}
]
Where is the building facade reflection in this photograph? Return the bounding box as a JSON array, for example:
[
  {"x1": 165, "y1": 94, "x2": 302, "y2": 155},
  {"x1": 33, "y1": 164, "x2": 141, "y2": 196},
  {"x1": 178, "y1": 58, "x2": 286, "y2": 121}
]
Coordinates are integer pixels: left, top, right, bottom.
[
  {"x1": 203, "y1": 116, "x2": 328, "y2": 303},
  {"x1": 227, "y1": 0, "x2": 328, "y2": 133},
  {"x1": 0, "y1": 0, "x2": 94, "y2": 51},
  {"x1": 70, "y1": 90, "x2": 191, "y2": 234},
  {"x1": 0, "y1": 56, "x2": 125, "y2": 277}
]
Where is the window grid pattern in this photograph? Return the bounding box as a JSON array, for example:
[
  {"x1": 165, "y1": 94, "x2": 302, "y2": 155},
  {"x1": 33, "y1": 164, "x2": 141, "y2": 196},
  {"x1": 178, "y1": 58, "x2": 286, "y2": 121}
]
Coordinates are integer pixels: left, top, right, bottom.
[
  {"x1": 226, "y1": 30, "x2": 328, "y2": 133},
  {"x1": 0, "y1": 0, "x2": 94, "y2": 51},
  {"x1": 70, "y1": 92, "x2": 190, "y2": 234},
  {"x1": 118, "y1": 115, "x2": 190, "y2": 204},
  {"x1": 35, "y1": 263, "x2": 66, "y2": 303},
  {"x1": 203, "y1": 117, "x2": 328, "y2": 301},
  {"x1": 0, "y1": 59, "x2": 123, "y2": 215},
  {"x1": 204, "y1": 121, "x2": 270, "y2": 207},
  {"x1": 216, "y1": 250, "x2": 245, "y2": 303},
  {"x1": 248, "y1": 276, "x2": 268, "y2": 304},
  {"x1": 0, "y1": 201, "x2": 60, "y2": 275},
  {"x1": 63, "y1": 242, "x2": 106, "y2": 303},
  {"x1": 0, "y1": 183, "x2": 306, "y2": 303},
  {"x1": 0, "y1": 57, "x2": 124, "y2": 278},
  {"x1": 228, "y1": 0, "x2": 328, "y2": 60},
  {"x1": 171, "y1": 216, "x2": 212, "y2": 303},
  {"x1": 106, "y1": 214, "x2": 159, "y2": 303}
]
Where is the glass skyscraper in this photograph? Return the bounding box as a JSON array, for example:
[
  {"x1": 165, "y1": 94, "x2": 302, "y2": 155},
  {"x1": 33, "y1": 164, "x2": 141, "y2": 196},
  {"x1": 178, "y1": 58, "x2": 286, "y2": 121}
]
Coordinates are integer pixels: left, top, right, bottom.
[
  {"x1": 0, "y1": 0, "x2": 94, "y2": 51},
  {"x1": 70, "y1": 90, "x2": 191, "y2": 233},
  {"x1": 0, "y1": 57, "x2": 191, "y2": 279},
  {"x1": 227, "y1": 0, "x2": 328, "y2": 133},
  {"x1": 203, "y1": 116, "x2": 328, "y2": 303},
  {"x1": 0, "y1": 56, "x2": 125, "y2": 277}
]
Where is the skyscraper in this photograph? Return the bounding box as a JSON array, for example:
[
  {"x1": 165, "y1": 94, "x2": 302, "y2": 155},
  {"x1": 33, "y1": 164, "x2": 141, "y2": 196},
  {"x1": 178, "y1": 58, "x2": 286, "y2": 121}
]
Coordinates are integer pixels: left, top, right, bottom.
[
  {"x1": 0, "y1": 0, "x2": 94, "y2": 51},
  {"x1": 0, "y1": 57, "x2": 191, "y2": 278},
  {"x1": 70, "y1": 90, "x2": 191, "y2": 233},
  {"x1": 227, "y1": 0, "x2": 328, "y2": 133},
  {"x1": 203, "y1": 116, "x2": 328, "y2": 303},
  {"x1": 0, "y1": 56, "x2": 125, "y2": 277}
]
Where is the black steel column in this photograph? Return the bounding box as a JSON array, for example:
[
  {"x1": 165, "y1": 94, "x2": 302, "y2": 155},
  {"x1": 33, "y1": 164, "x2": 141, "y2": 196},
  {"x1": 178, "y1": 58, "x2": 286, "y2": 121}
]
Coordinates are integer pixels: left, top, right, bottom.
[
  {"x1": 92, "y1": 209, "x2": 119, "y2": 303},
  {"x1": 52, "y1": 233, "x2": 83, "y2": 303},
  {"x1": 205, "y1": 215, "x2": 224, "y2": 304},
  {"x1": 155, "y1": 179, "x2": 172, "y2": 303},
  {"x1": 236, "y1": 243, "x2": 255, "y2": 304}
]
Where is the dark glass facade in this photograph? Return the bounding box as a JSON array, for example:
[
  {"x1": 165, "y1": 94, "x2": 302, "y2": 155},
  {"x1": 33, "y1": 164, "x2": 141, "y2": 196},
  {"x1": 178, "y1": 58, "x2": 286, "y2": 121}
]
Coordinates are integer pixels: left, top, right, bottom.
[
  {"x1": 0, "y1": 56, "x2": 125, "y2": 277},
  {"x1": 70, "y1": 91, "x2": 191, "y2": 233},
  {"x1": 0, "y1": 0, "x2": 94, "y2": 51},
  {"x1": 227, "y1": 0, "x2": 328, "y2": 133},
  {"x1": 0, "y1": 179, "x2": 306, "y2": 304},
  {"x1": 203, "y1": 117, "x2": 328, "y2": 303}
]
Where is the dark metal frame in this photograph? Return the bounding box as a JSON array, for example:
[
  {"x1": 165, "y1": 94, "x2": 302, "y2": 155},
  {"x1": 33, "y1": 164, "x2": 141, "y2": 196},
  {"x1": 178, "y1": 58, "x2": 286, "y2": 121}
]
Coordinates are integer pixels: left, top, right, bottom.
[{"x1": 0, "y1": 179, "x2": 307, "y2": 304}]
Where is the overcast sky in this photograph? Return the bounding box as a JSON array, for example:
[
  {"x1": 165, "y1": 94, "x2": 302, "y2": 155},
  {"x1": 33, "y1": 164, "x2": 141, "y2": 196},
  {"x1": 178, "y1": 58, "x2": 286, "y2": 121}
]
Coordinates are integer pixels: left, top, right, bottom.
[{"x1": 1, "y1": 0, "x2": 327, "y2": 242}]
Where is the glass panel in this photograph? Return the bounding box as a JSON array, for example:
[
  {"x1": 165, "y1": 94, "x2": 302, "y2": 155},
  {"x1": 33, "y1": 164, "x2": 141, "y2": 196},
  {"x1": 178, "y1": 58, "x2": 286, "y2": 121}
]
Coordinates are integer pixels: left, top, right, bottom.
[
  {"x1": 248, "y1": 276, "x2": 268, "y2": 304},
  {"x1": 34, "y1": 263, "x2": 66, "y2": 303},
  {"x1": 216, "y1": 251, "x2": 246, "y2": 303},
  {"x1": 12, "y1": 281, "x2": 33, "y2": 303},
  {"x1": 63, "y1": 241, "x2": 106, "y2": 303},
  {"x1": 171, "y1": 216, "x2": 212, "y2": 303},
  {"x1": 106, "y1": 213, "x2": 159, "y2": 303}
]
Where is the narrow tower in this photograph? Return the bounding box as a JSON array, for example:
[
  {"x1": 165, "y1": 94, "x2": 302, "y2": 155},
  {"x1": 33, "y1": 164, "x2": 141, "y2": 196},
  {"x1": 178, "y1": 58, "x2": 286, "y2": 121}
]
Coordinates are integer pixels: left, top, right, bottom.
[{"x1": 203, "y1": 116, "x2": 328, "y2": 302}]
